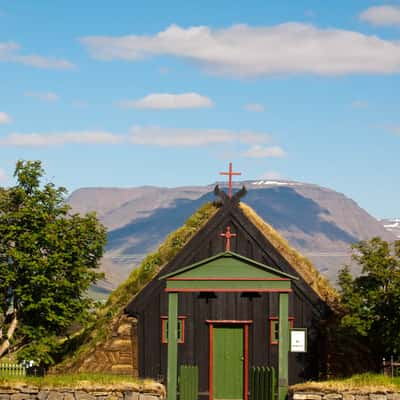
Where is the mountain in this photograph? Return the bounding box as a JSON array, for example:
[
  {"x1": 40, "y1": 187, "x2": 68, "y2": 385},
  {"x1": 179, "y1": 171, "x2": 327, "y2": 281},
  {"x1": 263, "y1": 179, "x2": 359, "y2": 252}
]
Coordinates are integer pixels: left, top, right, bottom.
[
  {"x1": 67, "y1": 180, "x2": 395, "y2": 294},
  {"x1": 381, "y1": 218, "x2": 400, "y2": 239}
]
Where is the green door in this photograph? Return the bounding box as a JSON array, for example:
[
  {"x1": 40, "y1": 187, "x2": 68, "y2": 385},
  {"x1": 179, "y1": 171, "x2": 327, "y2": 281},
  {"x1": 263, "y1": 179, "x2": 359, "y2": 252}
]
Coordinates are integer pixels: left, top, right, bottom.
[{"x1": 213, "y1": 326, "x2": 244, "y2": 400}]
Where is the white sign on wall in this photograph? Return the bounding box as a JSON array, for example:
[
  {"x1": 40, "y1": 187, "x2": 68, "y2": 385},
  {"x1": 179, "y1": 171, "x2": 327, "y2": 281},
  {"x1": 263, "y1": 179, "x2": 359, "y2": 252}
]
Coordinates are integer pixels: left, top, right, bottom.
[{"x1": 290, "y1": 329, "x2": 307, "y2": 353}]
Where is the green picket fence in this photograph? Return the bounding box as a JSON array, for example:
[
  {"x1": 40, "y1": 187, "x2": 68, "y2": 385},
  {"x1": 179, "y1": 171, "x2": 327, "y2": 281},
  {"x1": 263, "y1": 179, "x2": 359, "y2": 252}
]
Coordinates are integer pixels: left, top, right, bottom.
[
  {"x1": 251, "y1": 366, "x2": 276, "y2": 400},
  {"x1": 0, "y1": 363, "x2": 26, "y2": 377},
  {"x1": 179, "y1": 365, "x2": 198, "y2": 400}
]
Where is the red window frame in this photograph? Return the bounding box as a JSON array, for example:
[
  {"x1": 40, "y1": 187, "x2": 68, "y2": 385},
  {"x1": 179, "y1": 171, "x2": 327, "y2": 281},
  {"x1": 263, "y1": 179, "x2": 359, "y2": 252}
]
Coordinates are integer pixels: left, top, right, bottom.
[
  {"x1": 161, "y1": 316, "x2": 186, "y2": 344},
  {"x1": 268, "y1": 316, "x2": 294, "y2": 345}
]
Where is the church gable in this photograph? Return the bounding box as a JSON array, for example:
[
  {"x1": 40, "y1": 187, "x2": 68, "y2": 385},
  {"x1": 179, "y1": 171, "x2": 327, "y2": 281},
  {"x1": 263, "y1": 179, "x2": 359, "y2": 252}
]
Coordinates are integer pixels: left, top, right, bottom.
[{"x1": 161, "y1": 251, "x2": 298, "y2": 280}]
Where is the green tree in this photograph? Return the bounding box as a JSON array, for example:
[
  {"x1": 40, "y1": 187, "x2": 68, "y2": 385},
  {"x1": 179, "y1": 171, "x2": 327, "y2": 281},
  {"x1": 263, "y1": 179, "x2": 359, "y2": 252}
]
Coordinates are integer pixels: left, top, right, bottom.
[
  {"x1": 0, "y1": 161, "x2": 106, "y2": 364},
  {"x1": 338, "y1": 237, "x2": 400, "y2": 360}
]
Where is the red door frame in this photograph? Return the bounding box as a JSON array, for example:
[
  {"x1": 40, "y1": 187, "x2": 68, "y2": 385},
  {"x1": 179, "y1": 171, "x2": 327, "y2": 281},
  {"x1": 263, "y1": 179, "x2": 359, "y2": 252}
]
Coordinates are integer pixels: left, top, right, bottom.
[{"x1": 206, "y1": 320, "x2": 252, "y2": 400}]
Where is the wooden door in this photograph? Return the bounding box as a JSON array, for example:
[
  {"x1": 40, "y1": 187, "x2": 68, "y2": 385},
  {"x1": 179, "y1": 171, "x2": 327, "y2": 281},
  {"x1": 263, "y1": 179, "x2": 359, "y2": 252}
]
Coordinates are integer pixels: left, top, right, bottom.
[{"x1": 212, "y1": 326, "x2": 244, "y2": 400}]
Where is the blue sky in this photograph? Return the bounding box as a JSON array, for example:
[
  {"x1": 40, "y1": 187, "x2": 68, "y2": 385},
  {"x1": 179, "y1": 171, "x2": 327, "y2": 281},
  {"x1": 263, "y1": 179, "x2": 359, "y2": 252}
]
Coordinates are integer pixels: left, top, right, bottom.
[{"x1": 0, "y1": 1, "x2": 399, "y2": 218}]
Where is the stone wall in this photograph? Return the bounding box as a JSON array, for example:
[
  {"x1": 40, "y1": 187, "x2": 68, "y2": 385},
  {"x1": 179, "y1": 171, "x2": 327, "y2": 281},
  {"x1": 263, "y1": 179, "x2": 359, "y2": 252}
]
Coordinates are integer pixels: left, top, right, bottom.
[
  {"x1": 292, "y1": 392, "x2": 400, "y2": 400},
  {"x1": 69, "y1": 315, "x2": 138, "y2": 376},
  {"x1": 0, "y1": 384, "x2": 164, "y2": 400}
]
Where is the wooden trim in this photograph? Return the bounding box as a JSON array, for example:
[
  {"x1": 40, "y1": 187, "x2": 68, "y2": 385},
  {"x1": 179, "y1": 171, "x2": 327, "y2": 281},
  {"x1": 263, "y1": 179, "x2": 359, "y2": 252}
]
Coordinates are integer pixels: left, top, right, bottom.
[
  {"x1": 181, "y1": 318, "x2": 185, "y2": 345},
  {"x1": 209, "y1": 323, "x2": 213, "y2": 400},
  {"x1": 160, "y1": 250, "x2": 298, "y2": 281},
  {"x1": 278, "y1": 293, "x2": 289, "y2": 400},
  {"x1": 270, "y1": 318, "x2": 278, "y2": 345},
  {"x1": 206, "y1": 320, "x2": 253, "y2": 324},
  {"x1": 269, "y1": 317, "x2": 295, "y2": 321},
  {"x1": 244, "y1": 323, "x2": 249, "y2": 400},
  {"x1": 161, "y1": 318, "x2": 167, "y2": 344},
  {"x1": 269, "y1": 317, "x2": 295, "y2": 345},
  {"x1": 167, "y1": 292, "x2": 178, "y2": 400},
  {"x1": 161, "y1": 316, "x2": 186, "y2": 344},
  {"x1": 166, "y1": 288, "x2": 292, "y2": 293},
  {"x1": 168, "y1": 277, "x2": 290, "y2": 281},
  {"x1": 208, "y1": 320, "x2": 251, "y2": 400}
]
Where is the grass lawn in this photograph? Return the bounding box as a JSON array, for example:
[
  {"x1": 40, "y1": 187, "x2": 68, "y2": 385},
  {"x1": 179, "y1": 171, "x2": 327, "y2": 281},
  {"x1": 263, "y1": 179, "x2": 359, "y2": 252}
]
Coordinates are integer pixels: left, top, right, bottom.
[
  {"x1": 292, "y1": 373, "x2": 400, "y2": 392},
  {"x1": 0, "y1": 373, "x2": 161, "y2": 391}
]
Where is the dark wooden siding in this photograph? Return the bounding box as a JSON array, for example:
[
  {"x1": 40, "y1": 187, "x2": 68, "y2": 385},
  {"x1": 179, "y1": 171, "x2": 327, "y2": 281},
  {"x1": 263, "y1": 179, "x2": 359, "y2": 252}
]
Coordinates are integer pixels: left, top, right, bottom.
[
  {"x1": 138, "y1": 289, "x2": 323, "y2": 394},
  {"x1": 128, "y1": 203, "x2": 329, "y2": 392}
]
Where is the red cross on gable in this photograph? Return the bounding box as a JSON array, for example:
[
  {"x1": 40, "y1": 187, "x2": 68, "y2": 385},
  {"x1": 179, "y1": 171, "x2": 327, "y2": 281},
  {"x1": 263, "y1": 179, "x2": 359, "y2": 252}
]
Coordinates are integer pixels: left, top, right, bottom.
[
  {"x1": 219, "y1": 162, "x2": 241, "y2": 198},
  {"x1": 220, "y1": 226, "x2": 237, "y2": 252}
]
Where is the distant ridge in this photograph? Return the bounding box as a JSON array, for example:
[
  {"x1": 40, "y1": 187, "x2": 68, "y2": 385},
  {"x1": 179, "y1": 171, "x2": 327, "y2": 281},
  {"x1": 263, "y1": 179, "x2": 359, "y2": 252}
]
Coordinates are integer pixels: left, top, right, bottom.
[{"x1": 68, "y1": 180, "x2": 395, "y2": 295}]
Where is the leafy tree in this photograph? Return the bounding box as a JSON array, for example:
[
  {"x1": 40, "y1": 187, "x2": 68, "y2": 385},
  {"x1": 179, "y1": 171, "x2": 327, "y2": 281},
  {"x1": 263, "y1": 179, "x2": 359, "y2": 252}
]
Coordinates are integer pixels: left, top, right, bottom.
[
  {"x1": 0, "y1": 160, "x2": 106, "y2": 365},
  {"x1": 338, "y1": 237, "x2": 400, "y2": 361}
]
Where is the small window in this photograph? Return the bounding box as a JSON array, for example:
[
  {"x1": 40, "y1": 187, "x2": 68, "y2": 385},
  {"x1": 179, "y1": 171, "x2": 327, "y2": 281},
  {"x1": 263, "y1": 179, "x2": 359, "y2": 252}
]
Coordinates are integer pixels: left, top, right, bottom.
[
  {"x1": 269, "y1": 317, "x2": 294, "y2": 345},
  {"x1": 161, "y1": 316, "x2": 186, "y2": 344}
]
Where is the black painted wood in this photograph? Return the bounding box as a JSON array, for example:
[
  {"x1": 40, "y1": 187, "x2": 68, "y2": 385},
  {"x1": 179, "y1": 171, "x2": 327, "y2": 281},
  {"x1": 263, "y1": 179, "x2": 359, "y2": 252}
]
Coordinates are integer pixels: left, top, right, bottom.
[{"x1": 125, "y1": 198, "x2": 331, "y2": 391}]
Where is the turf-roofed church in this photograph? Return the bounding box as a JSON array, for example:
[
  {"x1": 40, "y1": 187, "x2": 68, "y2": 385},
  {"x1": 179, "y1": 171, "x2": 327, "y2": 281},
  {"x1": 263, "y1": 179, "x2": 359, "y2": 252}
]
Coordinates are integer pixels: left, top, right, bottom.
[
  {"x1": 59, "y1": 164, "x2": 337, "y2": 399},
  {"x1": 123, "y1": 164, "x2": 336, "y2": 399}
]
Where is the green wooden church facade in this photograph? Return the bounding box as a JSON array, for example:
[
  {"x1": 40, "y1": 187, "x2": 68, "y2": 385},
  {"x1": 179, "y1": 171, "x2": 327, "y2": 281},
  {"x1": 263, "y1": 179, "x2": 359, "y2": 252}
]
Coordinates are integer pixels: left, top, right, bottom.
[{"x1": 125, "y1": 190, "x2": 332, "y2": 400}]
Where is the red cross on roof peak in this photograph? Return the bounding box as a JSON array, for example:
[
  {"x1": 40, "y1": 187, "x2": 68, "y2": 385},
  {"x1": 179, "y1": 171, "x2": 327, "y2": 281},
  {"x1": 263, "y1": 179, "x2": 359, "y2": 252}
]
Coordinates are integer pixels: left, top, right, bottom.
[
  {"x1": 219, "y1": 162, "x2": 241, "y2": 198},
  {"x1": 220, "y1": 225, "x2": 237, "y2": 252}
]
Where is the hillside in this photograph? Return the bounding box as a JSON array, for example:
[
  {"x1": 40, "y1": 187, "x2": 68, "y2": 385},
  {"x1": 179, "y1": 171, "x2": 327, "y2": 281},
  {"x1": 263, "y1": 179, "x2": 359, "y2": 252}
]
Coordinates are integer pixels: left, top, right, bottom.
[{"x1": 68, "y1": 180, "x2": 395, "y2": 293}]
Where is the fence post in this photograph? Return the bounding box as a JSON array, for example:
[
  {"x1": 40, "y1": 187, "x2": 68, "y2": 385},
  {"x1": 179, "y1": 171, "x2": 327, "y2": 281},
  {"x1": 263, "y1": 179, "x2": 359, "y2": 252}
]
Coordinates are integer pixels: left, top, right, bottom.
[
  {"x1": 251, "y1": 366, "x2": 276, "y2": 400},
  {"x1": 391, "y1": 355, "x2": 394, "y2": 379},
  {"x1": 179, "y1": 365, "x2": 198, "y2": 400}
]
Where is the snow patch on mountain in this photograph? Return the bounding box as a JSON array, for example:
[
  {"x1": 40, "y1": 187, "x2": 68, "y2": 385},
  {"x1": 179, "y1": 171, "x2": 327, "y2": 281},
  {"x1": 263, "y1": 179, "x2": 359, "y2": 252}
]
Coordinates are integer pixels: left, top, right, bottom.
[
  {"x1": 381, "y1": 218, "x2": 400, "y2": 238},
  {"x1": 252, "y1": 180, "x2": 300, "y2": 186}
]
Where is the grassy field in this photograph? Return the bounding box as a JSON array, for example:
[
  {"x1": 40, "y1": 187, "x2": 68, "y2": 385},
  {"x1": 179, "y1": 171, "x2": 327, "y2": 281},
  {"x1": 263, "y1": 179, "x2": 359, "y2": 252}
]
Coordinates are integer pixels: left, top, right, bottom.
[
  {"x1": 292, "y1": 373, "x2": 400, "y2": 392},
  {"x1": 0, "y1": 373, "x2": 160, "y2": 391}
]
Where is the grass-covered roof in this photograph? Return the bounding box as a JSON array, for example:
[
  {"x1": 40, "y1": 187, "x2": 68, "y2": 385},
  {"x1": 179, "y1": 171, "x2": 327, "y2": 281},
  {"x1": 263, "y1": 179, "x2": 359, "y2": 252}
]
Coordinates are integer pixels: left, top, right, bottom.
[{"x1": 240, "y1": 203, "x2": 339, "y2": 307}]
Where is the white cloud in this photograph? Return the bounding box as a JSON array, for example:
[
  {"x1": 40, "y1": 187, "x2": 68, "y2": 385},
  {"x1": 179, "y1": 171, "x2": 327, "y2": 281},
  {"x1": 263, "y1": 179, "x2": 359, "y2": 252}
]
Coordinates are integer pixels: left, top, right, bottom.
[
  {"x1": 244, "y1": 103, "x2": 265, "y2": 112},
  {"x1": 25, "y1": 91, "x2": 59, "y2": 102},
  {"x1": 351, "y1": 100, "x2": 369, "y2": 109},
  {"x1": 0, "y1": 168, "x2": 7, "y2": 182},
  {"x1": 0, "y1": 112, "x2": 11, "y2": 124},
  {"x1": 0, "y1": 131, "x2": 122, "y2": 147},
  {"x1": 242, "y1": 145, "x2": 287, "y2": 158},
  {"x1": 129, "y1": 126, "x2": 271, "y2": 147},
  {"x1": 360, "y1": 5, "x2": 400, "y2": 27},
  {"x1": 0, "y1": 41, "x2": 75, "y2": 70},
  {"x1": 120, "y1": 92, "x2": 213, "y2": 110},
  {"x1": 260, "y1": 171, "x2": 284, "y2": 180},
  {"x1": 0, "y1": 127, "x2": 272, "y2": 148},
  {"x1": 81, "y1": 23, "x2": 400, "y2": 77}
]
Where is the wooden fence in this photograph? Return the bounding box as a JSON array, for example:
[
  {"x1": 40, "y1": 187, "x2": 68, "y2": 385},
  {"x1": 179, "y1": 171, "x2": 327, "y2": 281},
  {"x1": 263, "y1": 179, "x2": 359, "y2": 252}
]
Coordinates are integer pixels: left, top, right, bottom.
[
  {"x1": 0, "y1": 363, "x2": 26, "y2": 376},
  {"x1": 179, "y1": 365, "x2": 198, "y2": 400},
  {"x1": 382, "y1": 357, "x2": 400, "y2": 378},
  {"x1": 251, "y1": 366, "x2": 276, "y2": 400}
]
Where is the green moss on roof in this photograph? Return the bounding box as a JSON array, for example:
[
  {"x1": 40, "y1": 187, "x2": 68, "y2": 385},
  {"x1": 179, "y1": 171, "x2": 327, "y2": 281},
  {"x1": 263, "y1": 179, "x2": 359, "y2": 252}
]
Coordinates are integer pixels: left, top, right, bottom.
[
  {"x1": 55, "y1": 201, "x2": 219, "y2": 371},
  {"x1": 240, "y1": 202, "x2": 339, "y2": 308}
]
